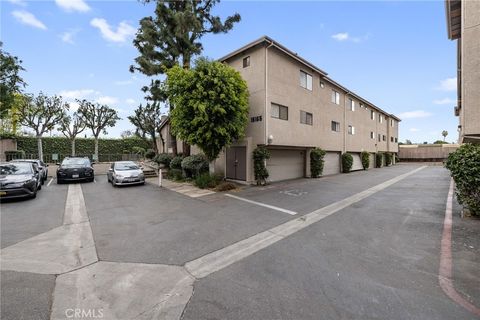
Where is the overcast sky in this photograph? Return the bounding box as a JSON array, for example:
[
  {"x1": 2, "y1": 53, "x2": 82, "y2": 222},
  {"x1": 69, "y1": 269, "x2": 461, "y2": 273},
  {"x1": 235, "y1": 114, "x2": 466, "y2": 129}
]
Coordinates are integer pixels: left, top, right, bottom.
[{"x1": 3, "y1": 0, "x2": 458, "y2": 143}]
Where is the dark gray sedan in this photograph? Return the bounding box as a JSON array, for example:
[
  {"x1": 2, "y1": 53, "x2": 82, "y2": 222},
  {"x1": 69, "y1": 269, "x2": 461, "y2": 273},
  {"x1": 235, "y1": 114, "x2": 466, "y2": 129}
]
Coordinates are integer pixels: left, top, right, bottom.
[
  {"x1": 0, "y1": 162, "x2": 42, "y2": 200},
  {"x1": 11, "y1": 159, "x2": 48, "y2": 184},
  {"x1": 107, "y1": 161, "x2": 145, "y2": 187}
]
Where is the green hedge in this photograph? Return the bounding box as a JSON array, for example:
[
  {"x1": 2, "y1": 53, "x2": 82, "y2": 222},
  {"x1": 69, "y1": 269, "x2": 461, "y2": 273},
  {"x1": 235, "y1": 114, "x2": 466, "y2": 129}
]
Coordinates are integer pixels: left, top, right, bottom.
[
  {"x1": 310, "y1": 148, "x2": 326, "y2": 178},
  {"x1": 342, "y1": 153, "x2": 353, "y2": 173},
  {"x1": 361, "y1": 151, "x2": 370, "y2": 170},
  {"x1": 2, "y1": 135, "x2": 151, "y2": 161}
]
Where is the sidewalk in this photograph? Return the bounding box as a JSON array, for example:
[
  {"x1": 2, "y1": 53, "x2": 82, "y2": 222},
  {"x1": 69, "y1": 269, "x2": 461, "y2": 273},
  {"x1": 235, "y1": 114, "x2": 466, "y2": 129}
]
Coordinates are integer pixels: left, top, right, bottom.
[{"x1": 146, "y1": 177, "x2": 215, "y2": 198}]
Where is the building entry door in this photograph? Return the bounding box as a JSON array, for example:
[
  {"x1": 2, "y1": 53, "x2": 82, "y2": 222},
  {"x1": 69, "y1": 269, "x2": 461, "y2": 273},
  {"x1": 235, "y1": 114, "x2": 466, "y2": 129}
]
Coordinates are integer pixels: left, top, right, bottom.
[{"x1": 226, "y1": 147, "x2": 246, "y2": 181}]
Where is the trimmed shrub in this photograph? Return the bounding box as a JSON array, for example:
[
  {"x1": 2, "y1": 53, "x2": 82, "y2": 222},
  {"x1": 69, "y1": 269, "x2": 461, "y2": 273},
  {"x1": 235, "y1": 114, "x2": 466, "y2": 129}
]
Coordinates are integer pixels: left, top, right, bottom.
[
  {"x1": 310, "y1": 148, "x2": 326, "y2": 178},
  {"x1": 395, "y1": 154, "x2": 400, "y2": 163},
  {"x1": 194, "y1": 173, "x2": 218, "y2": 189},
  {"x1": 167, "y1": 168, "x2": 184, "y2": 181},
  {"x1": 153, "y1": 153, "x2": 173, "y2": 168},
  {"x1": 145, "y1": 149, "x2": 156, "y2": 160},
  {"x1": 385, "y1": 152, "x2": 393, "y2": 166},
  {"x1": 342, "y1": 153, "x2": 353, "y2": 173},
  {"x1": 253, "y1": 147, "x2": 270, "y2": 185},
  {"x1": 376, "y1": 153, "x2": 383, "y2": 168},
  {"x1": 215, "y1": 181, "x2": 237, "y2": 192},
  {"x1": 132, "y1": 146, "x2": 146, "y2": 156},
  {"x1": 445, "y1": 143, "x2": 480, "y2": 216},
  {"x1": 170, "y1": 156, "x2": 183, "y2": 170},
  {"x1": 361, "y1": 151, "x2": 370, "y2": 170},
  {"x1": 181, "y1": 154, "x2": 209, "y2": 178}
]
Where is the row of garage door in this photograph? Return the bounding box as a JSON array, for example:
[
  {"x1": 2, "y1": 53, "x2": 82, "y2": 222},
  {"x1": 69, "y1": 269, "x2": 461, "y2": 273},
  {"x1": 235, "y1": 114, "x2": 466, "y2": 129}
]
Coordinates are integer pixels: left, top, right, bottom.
[{"x1": 266, "y1": 150, "x2": 373, "y2": 182}]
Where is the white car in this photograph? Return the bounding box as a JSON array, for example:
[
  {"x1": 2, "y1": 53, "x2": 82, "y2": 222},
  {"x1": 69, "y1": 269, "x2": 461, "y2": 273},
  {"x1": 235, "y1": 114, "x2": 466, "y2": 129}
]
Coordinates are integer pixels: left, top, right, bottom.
[{"x1": 107, "y1": 161, "x2": 145, "y2": 187}]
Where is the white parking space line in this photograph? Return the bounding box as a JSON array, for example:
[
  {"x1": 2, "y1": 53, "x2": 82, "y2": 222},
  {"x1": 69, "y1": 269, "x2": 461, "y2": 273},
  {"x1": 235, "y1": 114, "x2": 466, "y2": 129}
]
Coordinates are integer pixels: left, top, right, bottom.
[
  {"x1": 225, "y1": 194, "x2": 298, "y2": 215},
  {"x1": 47, "y1": 177, "x2": 54, "y2": 187}
]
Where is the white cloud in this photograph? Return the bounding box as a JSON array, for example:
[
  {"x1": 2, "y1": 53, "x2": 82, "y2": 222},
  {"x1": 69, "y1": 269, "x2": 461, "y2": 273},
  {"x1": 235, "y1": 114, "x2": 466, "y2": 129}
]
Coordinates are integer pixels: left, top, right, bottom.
[
  {"x1": 437, "y1": 77, "x2": 457, "y2": 92},
  {"x1": 96, "y1": 96, "x2": 118, "y2": 105},
  {"x1": 55, "y1": 0, "x2": 90, "y2": 13},
  {"x1": 409, "y1": 128, "x2": 420, "y2": 132},
  {"x1": 433, "y1": 97, "x2": 455, "y2": 105},
  {"x1": 7, "y1": 0, "x2": 27, "y2": 7},
  {"x1": 60, "y1": 29, "x2": 80, "y2": 44},
  {"x1": 115, "y1": 79, "x2": 133, "y2": 85},
  {"x1": 398, "y1": 110, "x2": 432, "y2": 119},
  {"x1": 125, "y1": 98, "x2": 136, "y2": 105},
  {"x1": 332, "y1": 32, "x2": 349, "y2": 41},
  {"x1": 12, "y1": 10, "x2": 47, "y2": 30},
  {"x1": 90, "y1": 18, "x2": 136, "y2": 43},
  {"x1": 59, "y1": 89, "x2": 98, "y2": 100}
]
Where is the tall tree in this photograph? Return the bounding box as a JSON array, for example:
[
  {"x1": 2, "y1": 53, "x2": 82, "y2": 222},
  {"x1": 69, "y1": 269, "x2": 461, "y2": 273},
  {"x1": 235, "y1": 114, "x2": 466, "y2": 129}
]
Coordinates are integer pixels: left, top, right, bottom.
[
  {"x1": 131, "y1": 0, "x2": 241, "y2": 155},
  {"x1": 58, "y1": 112, "x2": 86, "y2": 156},
  {"x1": 17, "y1": 93, "x2": 69, "y2": 161},
  {"x1": 128, "y1": 102, "x2": 162, "y2": 153},
  {"x1": 0, "y1": 42, "x2": 27, "y2": 119},
  {"x1": 166, "y1": 58, "x2": 249, "y2": 165},
  {"x1": 77, "y1": 100, "x2": 121, "y2": 162},
  {"x1": 442, "y1": 130, "x2": 448, "y2": 142}
]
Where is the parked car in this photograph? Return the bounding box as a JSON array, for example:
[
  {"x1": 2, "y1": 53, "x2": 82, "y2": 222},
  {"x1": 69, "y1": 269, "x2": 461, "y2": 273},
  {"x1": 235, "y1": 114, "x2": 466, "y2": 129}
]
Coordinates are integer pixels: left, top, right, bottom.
[
  {"x1": 107, "y1": 161, "x2": 145, "y2": 186},
  {"x1": 57, "y1": 157, "x2": 94, "y2": 184},
  {"x1": 0, "y1": 162, "x2": 42, "y2": 200},
  {"x1": 11, "y1": 159, "x2": 48, "y2": 184}
]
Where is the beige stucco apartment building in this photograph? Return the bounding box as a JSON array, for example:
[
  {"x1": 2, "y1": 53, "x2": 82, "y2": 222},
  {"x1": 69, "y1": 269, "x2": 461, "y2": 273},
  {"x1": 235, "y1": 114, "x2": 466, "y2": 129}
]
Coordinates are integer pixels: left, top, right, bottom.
[
  {"x1": 446, "y1": 0, "x2": 480, "y2": 143},
  {"x1": 159, "y1": 36, "x2": 400, "y2": 183}
]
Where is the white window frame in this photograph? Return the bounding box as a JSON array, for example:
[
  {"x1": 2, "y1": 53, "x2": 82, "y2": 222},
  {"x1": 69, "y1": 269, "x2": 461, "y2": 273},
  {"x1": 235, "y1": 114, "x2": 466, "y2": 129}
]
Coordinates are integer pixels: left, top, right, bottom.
[
  {"x1": 300, "y1": 110, "x2": 313, "y2": 125},
  {"x1": 349, "y1": 98, "x2": 355, "y2": 111},
  {"x1": 370, "y1": 110, "x2": 375, "y2": 120},
  {"x1": 331, "y1": 90, "x2": 340, "y2": 105},
  {"x1": 370, "y1": 131, "x2": 375, "y2": 139},
  {"x1": 348, "y1": 125, "x2": 355, "y2": 135},
  {"x1": 379, "y1": 115, "x2": 383, "y2": 123},
  {"x1": 331, "y1": 121, "x2": 340, "y2": 132},
  {"x1": 300, "y1": 70, "x2": 312, "y2": 91},
  {"x1": 271, "y1": 103, "x2": 288, "y2": 120}
]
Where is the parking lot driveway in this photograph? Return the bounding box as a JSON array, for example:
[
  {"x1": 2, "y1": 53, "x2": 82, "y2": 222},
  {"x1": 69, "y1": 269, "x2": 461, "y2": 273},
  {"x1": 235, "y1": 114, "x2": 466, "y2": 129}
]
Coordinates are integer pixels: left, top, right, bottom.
[
  {"x1": 231, "y1": 164, "x2": 426, "y2": 215},
  {"x1": 182, "y1": 167, "x2": 476, "y2": 320},
  {"x1": 0, "y1": 181, "x2": 67, "y2": 249},
  {"x1": 82, "y1": 179, "x2": 294, "y2": 265}
]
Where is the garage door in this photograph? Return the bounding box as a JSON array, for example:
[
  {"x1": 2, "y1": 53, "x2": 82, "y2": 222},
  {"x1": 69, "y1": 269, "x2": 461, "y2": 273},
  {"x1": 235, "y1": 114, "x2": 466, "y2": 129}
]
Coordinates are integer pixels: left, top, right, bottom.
[
  {"x1": 323, "y1": 152, "x2": 341, "y2": 175},
  {"x1": 369, "y1": 153, "x2": 375, "y2": 169},
  {"x1": 351, "y1": 153, "x2": 363, "y2": 171},
  {"x1": 267, "y1": 149, "x2": 305, "y2": 182}
]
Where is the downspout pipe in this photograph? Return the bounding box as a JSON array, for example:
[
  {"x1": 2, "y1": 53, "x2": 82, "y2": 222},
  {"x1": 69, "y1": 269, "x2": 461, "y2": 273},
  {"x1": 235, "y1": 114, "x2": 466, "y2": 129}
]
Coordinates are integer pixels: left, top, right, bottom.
[
  {"x1": 344, "y1": 91, "x2": 350, "y2": 154},
  {"x1": 265, "y1": 40, "x2": 274, "y2": 145}
]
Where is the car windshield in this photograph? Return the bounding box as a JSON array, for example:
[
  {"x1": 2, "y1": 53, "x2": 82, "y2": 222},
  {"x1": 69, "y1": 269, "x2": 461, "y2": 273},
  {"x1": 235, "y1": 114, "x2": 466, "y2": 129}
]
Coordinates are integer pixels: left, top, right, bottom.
[
  {"x1": 115, "y1": 162, "x2": 139, "y2": 170},
  {"x1": 0, "y1": 163, "x2": 33, "y2": 175},
  {"x1": 62, "y1": 158, "x2": 90, "y2": 166}
]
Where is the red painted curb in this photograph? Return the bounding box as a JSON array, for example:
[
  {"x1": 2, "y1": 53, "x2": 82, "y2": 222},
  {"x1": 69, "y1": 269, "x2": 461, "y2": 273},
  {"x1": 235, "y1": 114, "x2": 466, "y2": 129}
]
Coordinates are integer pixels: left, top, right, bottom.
[{"x1": 438, "y1": 179, "x2": 480, "y2": 317}]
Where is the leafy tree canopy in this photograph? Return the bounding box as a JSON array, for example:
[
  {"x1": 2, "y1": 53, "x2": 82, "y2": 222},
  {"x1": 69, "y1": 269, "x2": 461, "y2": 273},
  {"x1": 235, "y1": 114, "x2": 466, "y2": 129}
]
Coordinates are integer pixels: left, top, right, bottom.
[
  {"x1": 166, "y1": 58, "x2": 249, "y2": 161},
  {"x1": 0, "y1": 42, "x2": 27, "y2": 119},
  {"x1": 127, "y1": 101, "x2": 163, "y2": 152}
]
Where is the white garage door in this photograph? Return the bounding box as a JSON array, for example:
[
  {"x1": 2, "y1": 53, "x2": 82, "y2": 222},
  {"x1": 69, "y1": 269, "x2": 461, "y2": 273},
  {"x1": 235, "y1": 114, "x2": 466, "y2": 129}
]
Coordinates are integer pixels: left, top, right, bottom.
[
  {"x1": 323, "y1": 152, "x2": 341, "y2": 176},
  {"x1": 351, "y1": 153, "x2": 363, "y2": 171},
  {"x1": 267, "y1": 149, "x2": 305, "y2": 182}
]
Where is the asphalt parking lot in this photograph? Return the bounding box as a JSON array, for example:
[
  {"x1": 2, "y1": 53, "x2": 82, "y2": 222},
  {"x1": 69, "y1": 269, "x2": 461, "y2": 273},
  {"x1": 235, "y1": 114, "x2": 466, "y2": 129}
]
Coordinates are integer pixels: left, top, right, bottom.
[{"x1": 1, "y1": 164, "x2": 479, "y2": 320}]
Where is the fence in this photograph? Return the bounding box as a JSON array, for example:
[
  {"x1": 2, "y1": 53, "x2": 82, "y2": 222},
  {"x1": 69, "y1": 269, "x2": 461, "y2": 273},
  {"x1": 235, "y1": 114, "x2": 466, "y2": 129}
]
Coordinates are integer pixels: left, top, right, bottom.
[
  {"x1": 5, "y1": 153, "x2": 143, "y2": 163},
  {"x1": 398, "y1": 144, "x2": 459, "y2": 162}
]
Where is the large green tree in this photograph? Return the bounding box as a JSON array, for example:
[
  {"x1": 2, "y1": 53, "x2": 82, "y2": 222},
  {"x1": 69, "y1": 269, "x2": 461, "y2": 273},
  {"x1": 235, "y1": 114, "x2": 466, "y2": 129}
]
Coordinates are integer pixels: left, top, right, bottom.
[
  {"x1": 131, "y1": 0, "x2": 241, "y2": 155},
  {"x1": 166, "y1": 58, "x2": 249, "y2": 163},
  {"x1": 128, "y1": 102, "x2": 162, "y2": 153},
  {"x1": 58, "y1": 112, "x2": 86, "y2": 156},
  {"x1": 0, "y1": 42, "x2": 27, "y2": 119},
  {"x1": 17, "y1": 93, "x2": 69, "y2": 161},
  {"x1": 77, "y1": 100, "x2": 121, "y2": 161}
]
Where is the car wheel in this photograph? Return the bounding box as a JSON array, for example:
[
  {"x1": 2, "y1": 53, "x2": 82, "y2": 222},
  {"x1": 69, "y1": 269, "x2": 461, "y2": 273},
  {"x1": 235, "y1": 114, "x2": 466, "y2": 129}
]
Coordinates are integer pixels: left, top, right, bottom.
[
  {"x1": 31, "y1": 187, "x2": 37, "y2": 199},
  {"x1": 38, "y1": 183, "x2": 42, "y2": 191},
  {"x1": 41, "y1": 178, "x2": 45, "y2": 185},
  {"x1": 57, "y1": 178, "x2": 63, "y2": 184}
]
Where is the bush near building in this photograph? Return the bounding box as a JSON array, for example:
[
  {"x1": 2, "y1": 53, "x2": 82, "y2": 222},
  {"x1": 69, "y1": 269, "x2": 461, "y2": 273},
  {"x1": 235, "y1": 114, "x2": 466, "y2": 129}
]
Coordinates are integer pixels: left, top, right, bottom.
[
  {"x1": 445, "y1": 143, "x2": 480, "y2": 216},
  {"x1": 170, "y1": 156, "x2": 183, "y2": 170},
  {"x1": 342, "y1": 153, "x2": 353, "y2": 173},
  {"x1": 181, "y1": 154, "x2": 209, "y2": 178},
  {"x1": 310, "y1": 148, "x2": 326, "y2": 178},
  {"x1": 376, "y1": 153, "x2": 383, "y2": 168},
  {"x1": 253, "y1": 147, "x2": 270, "y2": 185},
  {"x1": 153, "y1": 153, "x2": 173, "y2": 168},
  {"x1": 385, "y1": 152, "x2": 393, "y2": 166},
  {"x1": 361, "y1": 151, "x2": 370, "y2": 170}
]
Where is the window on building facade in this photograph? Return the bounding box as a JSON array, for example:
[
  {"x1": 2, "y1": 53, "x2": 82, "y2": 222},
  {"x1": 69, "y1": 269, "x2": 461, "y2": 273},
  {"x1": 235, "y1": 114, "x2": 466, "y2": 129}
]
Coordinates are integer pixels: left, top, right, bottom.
[
  {"x1": 300, "y1": 70, "x2": 312, "y2": 91},
  {"x1": 300, "y1": 111, "x2": 313, "y2": 125},
  {"x1": 395, "y1": 137, "x2": 398, "y2": 143},
  {"x1": 390, "y1": 119, "x2": 394, "y2": 127},
  {"x1": 331, "y1": 90, "x2": 340, "y2": 105},
  {"x1": 349, "y1": 98, "x2": 355, "y2": 111},
  {"x1": 391, "y1": 137, "x2": 394, "y2": 142},
  {"x1": 243, "y1": 56, "x2": 250, "y2": 68},
  {"x1": 379, "y1": 115, "x2": 383, "y2": 123},
  {"x1": 370, "y1": 131, "x2": 375, "y2": 139},
  {"x1": 348, "y1": 125, "x2": 355, "y2": 135},
  {"x1": 331, "y1": 121, "x2": 340, "y2": 132},
  {"x1": 383, "y1": 135, "x2": 386, "y2": 141},
  {"x1": 371, "y1": 110, "x2": 375, "y2": 120},
  {"x1": 271, "y1": 103, "x2": 288, "y2": 120},
  {"x1": 378, "y1": 133, "x2": 381, "y2": 142},
  {"x1": 320, "y1": 81, "x2": 325, "y2": 88}
]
